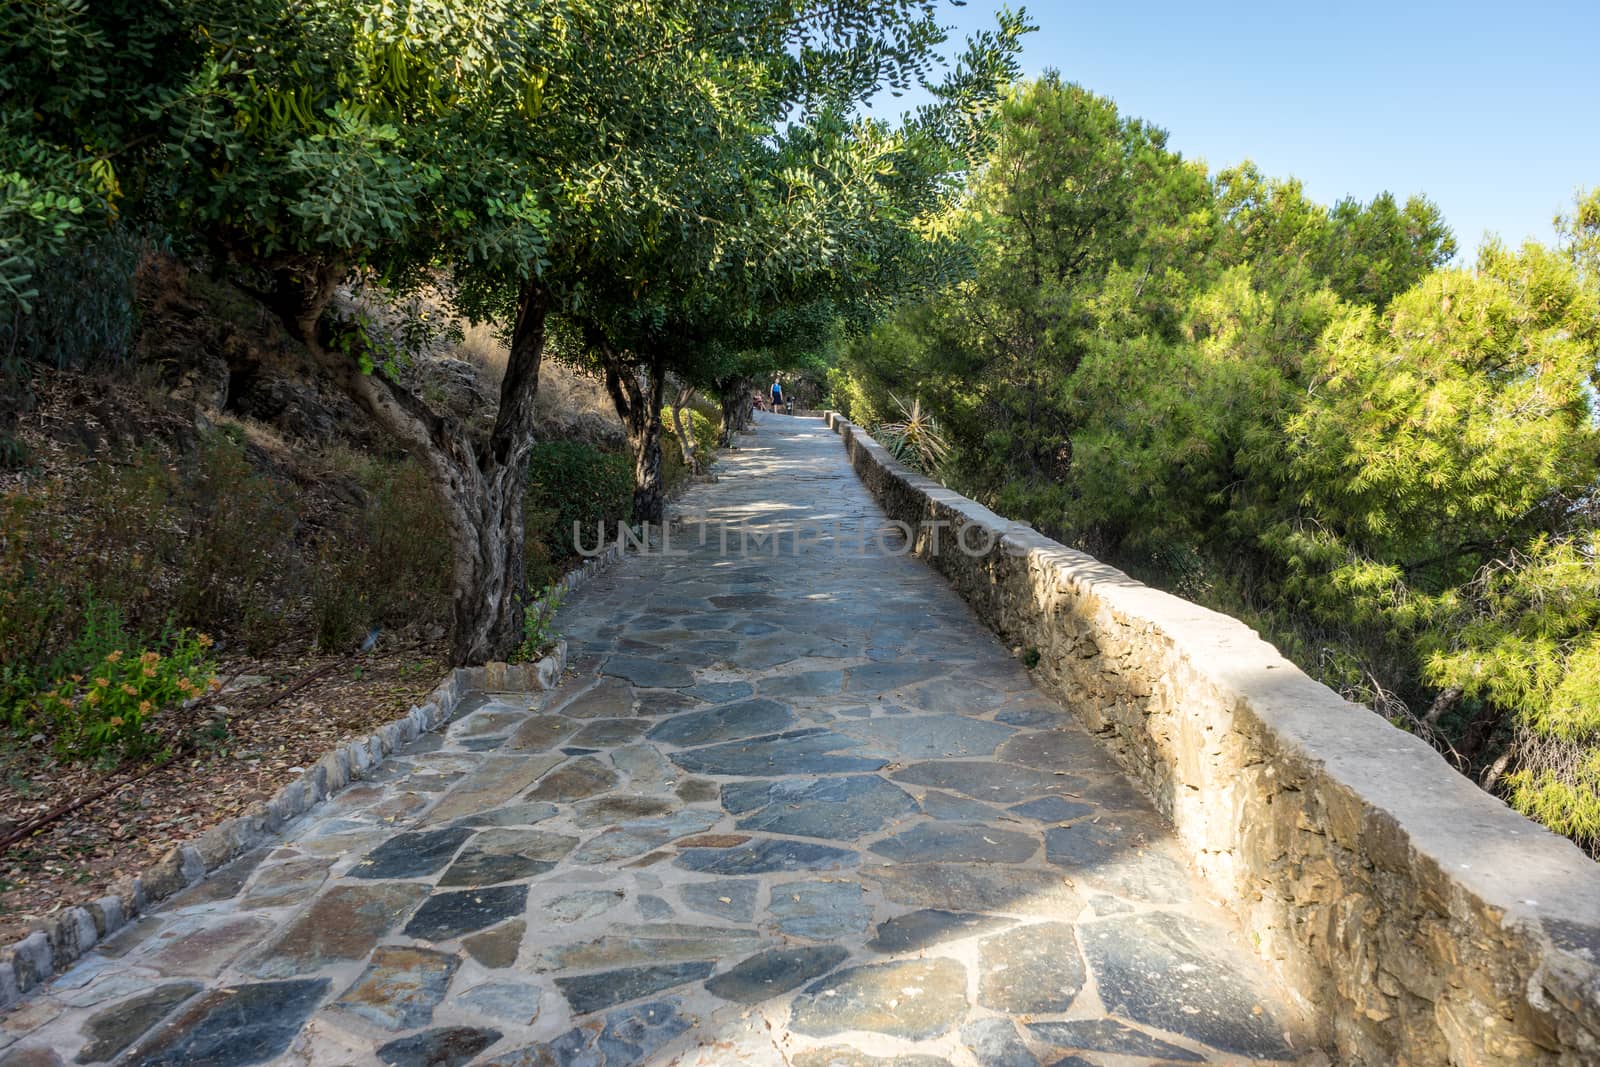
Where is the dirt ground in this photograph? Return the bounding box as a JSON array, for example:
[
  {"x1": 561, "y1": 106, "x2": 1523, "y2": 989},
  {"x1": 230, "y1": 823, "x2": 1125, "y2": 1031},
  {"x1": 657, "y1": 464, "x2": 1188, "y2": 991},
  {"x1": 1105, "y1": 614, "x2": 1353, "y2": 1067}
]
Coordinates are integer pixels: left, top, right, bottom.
[{"x1": 0, "y1": 642, "x2": 449, "y2": 945}]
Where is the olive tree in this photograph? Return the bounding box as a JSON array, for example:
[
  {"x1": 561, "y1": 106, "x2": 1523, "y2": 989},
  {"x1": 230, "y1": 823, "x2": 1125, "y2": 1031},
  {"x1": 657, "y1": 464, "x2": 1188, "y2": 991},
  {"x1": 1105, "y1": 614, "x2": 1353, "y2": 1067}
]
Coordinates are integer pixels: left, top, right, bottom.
[{"x1": 152, "y1": 0, "x2": 997, "y2": 661}]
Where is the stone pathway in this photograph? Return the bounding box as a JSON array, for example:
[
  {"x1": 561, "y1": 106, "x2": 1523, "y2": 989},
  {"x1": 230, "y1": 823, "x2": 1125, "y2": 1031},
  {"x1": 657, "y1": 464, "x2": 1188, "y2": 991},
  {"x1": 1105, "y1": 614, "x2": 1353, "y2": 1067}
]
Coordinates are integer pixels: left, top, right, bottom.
[{"x1": 1, "y1": 415, "x2": 1317, "y2": 1067}]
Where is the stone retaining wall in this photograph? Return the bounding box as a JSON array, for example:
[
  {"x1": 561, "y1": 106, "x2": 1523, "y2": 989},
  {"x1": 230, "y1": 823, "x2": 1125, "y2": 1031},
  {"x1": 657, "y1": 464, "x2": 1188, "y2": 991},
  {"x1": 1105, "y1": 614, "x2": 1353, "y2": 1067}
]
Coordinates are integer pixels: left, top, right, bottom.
[{"x1": 826, "y1": 412, "x2": 1600, "y2": 1066}]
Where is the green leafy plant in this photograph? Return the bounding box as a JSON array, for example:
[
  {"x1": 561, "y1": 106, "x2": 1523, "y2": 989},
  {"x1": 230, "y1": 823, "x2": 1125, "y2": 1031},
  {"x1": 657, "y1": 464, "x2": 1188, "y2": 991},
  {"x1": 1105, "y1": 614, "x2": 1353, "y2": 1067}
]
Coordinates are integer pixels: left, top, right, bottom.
[
  {"x1": 875, "y1": 395, "x2": 950, "y2": 475},
  {"x1": 513, "y1": 585, "x2": 563, "y2": 663},
  {"x1": 28, "y1": 605, "x2": 218, "y2": 763},
  {"x1": 526, "y1": 441, "x2": 634, "y2": 561}
]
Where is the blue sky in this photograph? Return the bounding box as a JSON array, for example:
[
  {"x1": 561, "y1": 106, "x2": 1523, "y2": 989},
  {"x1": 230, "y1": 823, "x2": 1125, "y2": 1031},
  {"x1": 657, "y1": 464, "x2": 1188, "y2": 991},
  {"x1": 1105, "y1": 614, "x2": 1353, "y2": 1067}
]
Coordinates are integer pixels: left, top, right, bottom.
[{"x1": 876, "y1": 1, "x2": 1600, "y2": 257}]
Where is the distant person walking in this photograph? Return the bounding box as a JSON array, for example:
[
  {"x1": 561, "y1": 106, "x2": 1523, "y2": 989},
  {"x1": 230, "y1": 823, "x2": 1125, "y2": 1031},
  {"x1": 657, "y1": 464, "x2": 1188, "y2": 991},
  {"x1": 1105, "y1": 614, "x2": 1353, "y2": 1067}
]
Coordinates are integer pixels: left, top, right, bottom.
[{"x1": 770, "y1": 379, "x2": 784, "y2": 413}]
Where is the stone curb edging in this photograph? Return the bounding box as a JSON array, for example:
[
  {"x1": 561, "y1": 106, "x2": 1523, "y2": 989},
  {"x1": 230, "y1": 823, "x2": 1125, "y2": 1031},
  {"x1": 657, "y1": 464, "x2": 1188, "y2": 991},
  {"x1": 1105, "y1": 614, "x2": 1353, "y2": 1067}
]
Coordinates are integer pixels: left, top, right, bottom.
[
  {"x1": 824, "y1": 411, "x2": 1600, "y2": 1067},
  {"x1": 0, "y1": 541, "x2": 627, "y2": 1011}
]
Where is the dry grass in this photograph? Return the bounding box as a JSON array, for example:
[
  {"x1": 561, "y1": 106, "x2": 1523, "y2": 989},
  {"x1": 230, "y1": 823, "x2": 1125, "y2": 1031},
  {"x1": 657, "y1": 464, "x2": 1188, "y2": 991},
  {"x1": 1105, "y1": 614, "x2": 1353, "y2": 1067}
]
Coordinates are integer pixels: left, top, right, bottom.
[
  {"x1": 452, "y1": 320, "x2": 510, "y2": 386},
  {"x1": 442, "y1": 312, "x2": 623, "y2": 447},
  {"x1": 536, "y1": 362, "x2": 617, "y2": 425}
]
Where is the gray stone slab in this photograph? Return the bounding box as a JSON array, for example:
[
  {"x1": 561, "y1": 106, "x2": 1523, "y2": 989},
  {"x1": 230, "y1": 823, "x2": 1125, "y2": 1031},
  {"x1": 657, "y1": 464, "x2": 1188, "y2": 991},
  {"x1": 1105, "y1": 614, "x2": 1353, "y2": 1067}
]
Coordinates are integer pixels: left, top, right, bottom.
[
  {"x1": 995, "y1": 729, "x2": 1115, "y2": 772},
  {"x1": 122, "y1": 979, "x2": 329, "y2": 1067},
  {"x1": 75, "y1": 982, "x2": 201, "y2": 1064},
  {"x1": 247, "y1": 882, "x2": 429, "y2": 977},
  {"x1": 556, "y1": 961, "x2": 714, "y2": 1014},
  {"x1": 454, "y1": 802, "x2": 560, "y2": 828},
  {"x1": 679, "y1": 879, "x2": 759, "y2": 922},
  {"x1": 684, "y1": 681, "x2": 754, "y2": 703},
  {"x1": 333, "y1": 946, "x2": 460, "y2": 1030},
  {"x1": 960, "y1": 1018, "x2": 1040, "y2": 1067},
  {"x1": 790, "y1": 958, "x2": 968, "y2": 1040},
  {"x1": 612, "y1": 744, "x2": 676, "y2": 789},
  {"x1": 1044, "y1": 821, "x2": 1193, "y2": 903},
  {"x1": 1079, "y1": 912, "x2": 1292, "y2": 1058},
  {"x1": 570, "y1": 718, "x2": 648, "y2": 746},
  {"x1": 865, "y1": 864, "x2": 1084, "y2": 918},
  {"x1": 524, "y1": 756, "x2": 619, "y2": 801},
  {"x1": 769, "y1": 880, "x2": 872, "y2": 939},
  {"x1": 457, "y1": 979, "x2": 541, "y2": 1026},
  {"x1": 349, "y1": 828, "x2": 474, "y2": 879},
  {"x1": 463, "y1": 920, "x2": 525, "y2": 969},
  {"x1": 1009, "y1": 796, "x2": 1095, "y2": 823},
  {"x1": 543, "y1": 889, "x2": 627, "y2": 922},
  {"x1": 720, "y1": 779, "x2": 777, "y2": 814},
  {"x1": 572, "y1": 794, "x2": 677, "y2": 827},
  {"x1": 602, "y1": 656, "x2": 695, "y2": 688},
  {"x1": 238, "y1": 858, "x2": 332, "y2": 910},
  {"x1": 535, "y1": 924, "x2": 764, "y2": 971},
  {"x1": 918, "y1": 790, "x2": 1001, "y2": 822},
  {"x1": 376, "y1": 1026, "x2": 501, "y2": 1067},
  {"x1": 758, "y1": 670, "x2": 845, "y2": 697},
  {"x1": 891, "y1": 761, "x2": 1090, "y2": 805},
  {"x1": 867, "y1": 910, "x2": 1014, "y2": 953},
  {"x1": 404, "y1": 885, "x2": 529, "y2": 941},
  {"x1": 1026, "y1": 1018, "x2": 1204, "y2": 1062},
  {"x1": 438, "y1": 828, "x2": 578, "y2": 886},
  {"x1": 844, "y1": 662, "x2": 946, "y2": 692},
  {"x1": 570, "y1": 811, "x2": 722, "y2": 863},
  {"x1": 143, "y1": 915, "x2": 276, "y2": 977},
  {"x1": 735, "y1": 775, "x2": 916, "y2": 839},
  {"x1": 676, "y1": 838, "x2": 860, "y2": 875},
  {"x1": 481, "y1": 999, "x2": 690, "y2": 1066},
  {"x1": 557, "y1": 682, "x2": 635, "y2": 719},
  {"x1": 870, "y1": 823, "x2": 1038, "y2": 864},
  {"x1": 426, "y1": 755, "x2": 566, "y2": 821},
  {"x1": 669, "y1": 728, "x2": 887, "y2": 776},
  {"x1": 840, "y1": 715, "x2": 1015, "y2": 759},
  {"x1": 978, "y1": 922, "x2": 1085, "y2": 1014},
  {"x1": 645, "y1": 698, "x2": 795, "y2": 746},
  {"x1": 706, "y1": 946, "x2": 849, "y2": 1004}
]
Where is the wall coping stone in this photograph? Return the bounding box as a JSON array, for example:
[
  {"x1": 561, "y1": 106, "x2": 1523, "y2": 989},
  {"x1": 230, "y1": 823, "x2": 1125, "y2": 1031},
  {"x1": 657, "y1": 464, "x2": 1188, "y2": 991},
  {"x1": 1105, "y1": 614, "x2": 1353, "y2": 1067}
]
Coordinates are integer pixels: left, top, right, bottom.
[
  {"x1": 826, "y1": 410, "x2": 1600, "y2": 1066},
  {"x1": 0, "y1": 539, "x2": 626, "y2": 1010}
]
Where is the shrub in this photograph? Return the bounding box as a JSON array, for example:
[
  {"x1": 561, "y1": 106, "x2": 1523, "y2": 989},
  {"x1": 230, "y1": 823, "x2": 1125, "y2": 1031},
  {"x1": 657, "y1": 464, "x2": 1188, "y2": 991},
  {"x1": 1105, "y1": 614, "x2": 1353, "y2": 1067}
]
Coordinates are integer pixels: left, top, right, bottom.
[
  {"x1": 661, "y1": 403, "x2": 720, "y2": 495},
  {"x1": 310, "y1": 455, "x2": 454, "y2": 649},
  {"x1": 170, "y1": 432, "x2": 301, "y2": 649},
  {"x1": 662, "y1": 404, "x2": 719, "y2": 469},
  {"x1": 0, "y1": 492, "x2": 64, "y2": 722},
  {"x1": 26, "y1": 604, "x2": 218, "y2": 763},
  {"x1": 512, "y1": 585, "x2": 563, "y2": 663},
  {"x1": 0, "y1": 231, "x2": 142, "y2": 379},
  {"x1": 526, "y1": 440, "x2": 633, "y2": 563},
  {"x1": 874, "y1": 395, "x2": 950, "y2": 475}
]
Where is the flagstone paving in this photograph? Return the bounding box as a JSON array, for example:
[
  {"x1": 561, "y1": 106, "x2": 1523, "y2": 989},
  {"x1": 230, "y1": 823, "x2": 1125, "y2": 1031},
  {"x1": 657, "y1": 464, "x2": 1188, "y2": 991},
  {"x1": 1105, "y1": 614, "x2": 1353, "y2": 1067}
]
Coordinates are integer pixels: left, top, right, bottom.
[{"x1": 0, "y1": 415, "x2": 1319, "y2": 1066}]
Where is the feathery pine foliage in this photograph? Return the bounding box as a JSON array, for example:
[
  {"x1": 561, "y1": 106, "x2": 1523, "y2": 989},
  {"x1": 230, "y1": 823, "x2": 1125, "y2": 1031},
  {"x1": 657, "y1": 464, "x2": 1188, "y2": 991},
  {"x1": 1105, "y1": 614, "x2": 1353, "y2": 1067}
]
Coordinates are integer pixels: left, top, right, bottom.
[{"x1": 839, "y1": 77, "x2": 1600, "y2": 854}]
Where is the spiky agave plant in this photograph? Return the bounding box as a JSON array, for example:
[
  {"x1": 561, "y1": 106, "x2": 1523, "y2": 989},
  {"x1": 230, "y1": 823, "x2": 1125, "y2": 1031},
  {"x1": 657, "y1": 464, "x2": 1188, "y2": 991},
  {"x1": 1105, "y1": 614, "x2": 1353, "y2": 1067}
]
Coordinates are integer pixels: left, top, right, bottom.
[{"x1": 876, "y1": 394, "x2": 950, "y2": 475}]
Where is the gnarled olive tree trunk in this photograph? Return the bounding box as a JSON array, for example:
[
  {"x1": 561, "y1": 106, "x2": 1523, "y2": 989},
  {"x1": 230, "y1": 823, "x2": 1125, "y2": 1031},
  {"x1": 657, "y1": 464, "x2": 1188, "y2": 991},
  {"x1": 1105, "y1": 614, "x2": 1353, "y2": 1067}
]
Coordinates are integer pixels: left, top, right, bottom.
[
  {"x1": 716, "y1": 375, "x2": 754, "y2": 446},
  {"x1": 273, "y1": 263, "x2": 548, "y2": 665},
  {"x1": 668, "y1": 381, "x2": 701, "y2": 475},
  {"x1": 601, "y1": 348, "x2": 668, "y2": 527}
]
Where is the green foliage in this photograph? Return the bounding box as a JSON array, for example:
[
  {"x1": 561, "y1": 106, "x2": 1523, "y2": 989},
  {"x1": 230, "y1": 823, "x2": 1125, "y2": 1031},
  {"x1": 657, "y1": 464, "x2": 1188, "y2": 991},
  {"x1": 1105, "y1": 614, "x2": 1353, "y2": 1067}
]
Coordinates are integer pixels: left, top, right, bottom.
[
  {"x1": 0, "y1": 0, "x2": 192, "y2": 316},
  {"x1": 0, "y1": 229, "x2": 142, "y2": 378},
  {"x1": 525, "y1": 441, "x2": 634, "y2": 564},
  {"x1": 662, "y1": 404, "x2": 719, "y2": 471},
  {"x1": 27, "y1": 607, "x2": 217, "y2": 763},
  {"x1": 0, "y1": 430, "x2": 292, "y2": 660},
  {"x1": 312, "y1": 456, "x2": 454, "y2": 650},
  {"x1": 513, "y1": 585, "x2": 564, "y2": 663},
  {"x1": 169, "y1": 435, "x2": 302, "y2": 649},
  {"x1": 875, "y1": 395, "x2": 950, "y2": 474},
  {"x1": 840, "y1": 78, "x2": 1600, "y2": 853}
]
